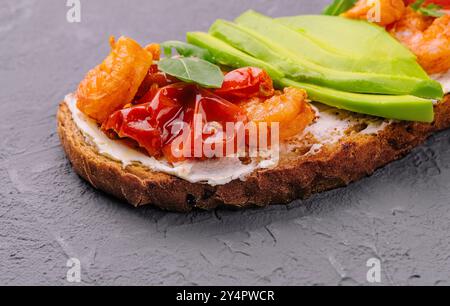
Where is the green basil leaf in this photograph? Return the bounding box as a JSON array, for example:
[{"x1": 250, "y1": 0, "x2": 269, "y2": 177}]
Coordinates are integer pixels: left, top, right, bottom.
[
  {"x1": 323, "y1": 0, "x2": 357, "y2": 16},
  {"x1": 161, "y1": 40, "x2": 214, "y2": 61},
  {"x1": 158, "y1": 57, "x2": 224, "y2": 88}
]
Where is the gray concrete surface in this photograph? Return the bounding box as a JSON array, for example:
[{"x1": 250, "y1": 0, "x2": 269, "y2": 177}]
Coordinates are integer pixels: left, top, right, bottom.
[{"x1": 1, "y1": 0, "x2": 450, "y2": 286}]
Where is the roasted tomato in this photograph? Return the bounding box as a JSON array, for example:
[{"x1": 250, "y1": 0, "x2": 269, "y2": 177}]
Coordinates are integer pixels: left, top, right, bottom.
[
  {"x1": 76, "y1": 36, "x2": 153, "y2": 123},
  {"x1": 163, "y1": 88, "x2": 248, "y2": 162},
  {"x1": 103, "y1": 84, "x2": 247, "y2": 161},
  {"x1": 215, "y1": 67, "x2": 275, "y2": 100},
  {"x1": 102, "y1": 84, "x2": 187, "y2": 157},
  {"x1": 134, "y1": 64, "x2": 179, "y2": 104}
]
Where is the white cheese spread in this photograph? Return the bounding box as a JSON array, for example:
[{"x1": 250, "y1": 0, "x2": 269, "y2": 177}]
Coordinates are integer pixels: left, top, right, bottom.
[{"x1": 299, "y1": 103, "x2": 388, "y2": 155}]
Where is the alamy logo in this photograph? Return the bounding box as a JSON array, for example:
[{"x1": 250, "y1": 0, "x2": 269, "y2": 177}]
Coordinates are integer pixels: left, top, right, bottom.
[
  {"x1": 66, "y1": 258, "x2": 81, "y2": 283},
  {"x1": 366, "y1": 258, "x2": 381, "y2": 283},
  {"x1": 367, "y1": 0, "x2": 381, "y2": 23},
  {"x1": 66, "y1": 0, "x2": 81, "y2": 23}
]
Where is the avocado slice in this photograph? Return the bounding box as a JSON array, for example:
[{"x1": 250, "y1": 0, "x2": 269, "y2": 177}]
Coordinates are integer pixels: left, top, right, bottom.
[
  {"x1": 234, "y1": 10, "x2": 443, "y2": 99},
  {"x1": 278, "y1": 15, "x2": 415, "y2": 60},
  {"x1": 277, "y1": 15, "x2": 429, "y2": 79},
  {"x1": 279, "y1": 78, "x2": 434, "y2": 123},
  {"x1": 237, "y1": 10, "x2": 376, "y2": 73},
  {"x1": 186, "y1": 32, "x2": 284, "y2": 80},
  {"x1": 209, "y1": 20, "x2": 299, "y2": 78}
]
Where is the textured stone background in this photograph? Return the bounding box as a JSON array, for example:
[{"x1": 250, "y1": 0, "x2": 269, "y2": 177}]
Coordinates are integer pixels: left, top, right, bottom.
[{"x1": 1, "y1": 0, "x2": 450, "y2": 286}]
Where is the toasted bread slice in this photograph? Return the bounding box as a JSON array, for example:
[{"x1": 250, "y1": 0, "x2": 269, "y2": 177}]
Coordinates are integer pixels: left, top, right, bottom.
[{"x1": 57, "y1": 95, "x2": 450, "y2": 212}]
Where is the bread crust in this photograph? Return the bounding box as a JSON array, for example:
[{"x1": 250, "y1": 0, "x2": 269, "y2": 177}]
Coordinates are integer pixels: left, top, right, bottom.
[{"x1": 57, "y1": 95, "x2": 450, "y2": 212}]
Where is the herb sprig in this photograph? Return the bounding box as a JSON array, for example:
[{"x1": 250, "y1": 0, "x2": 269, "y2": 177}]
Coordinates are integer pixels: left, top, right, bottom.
[
  {"x1": 323, "y1": 0, "x2": 358, "y2": 16},
  {"x1": 411, "y1": 0, "x2": 445, "y2": 17}
]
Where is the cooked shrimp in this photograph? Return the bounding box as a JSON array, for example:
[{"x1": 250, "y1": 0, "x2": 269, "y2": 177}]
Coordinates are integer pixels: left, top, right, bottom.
[
  {"x1": 390, "y1": 9, "x2": 450, "y2": 74},
  {"x1": 389, "y1": 7, "x2": 434, "y2": 33},
  {"x1": 241, "y1": 87, "x2": 315, "y2": 140},
  {"x1": 76, "y1": 36, "x2": 153, "y2": 123},
  {"x1": 342, "y1": 0, "x2": 406, "y2": 26}
]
